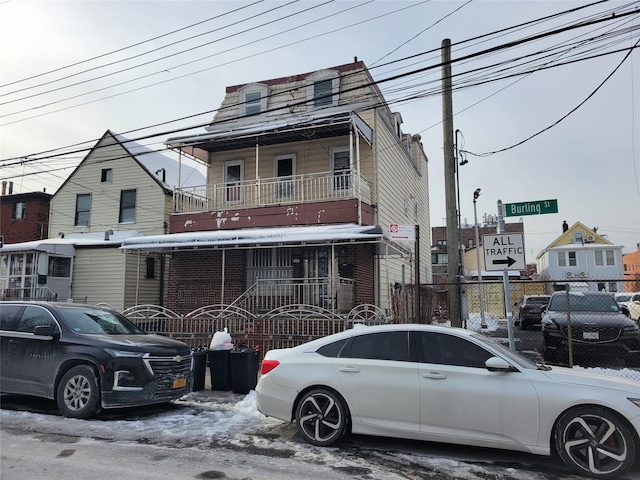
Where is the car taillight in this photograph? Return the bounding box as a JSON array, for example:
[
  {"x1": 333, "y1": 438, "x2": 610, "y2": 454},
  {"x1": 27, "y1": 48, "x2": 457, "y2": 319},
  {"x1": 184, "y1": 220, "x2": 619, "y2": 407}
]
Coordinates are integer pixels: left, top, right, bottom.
[
  {"x1": 261, "y1": 359, "x2": 280, "y2": 375},
  {"x1": 521, "y1": 306, "x2": 533, "y2": 311}
]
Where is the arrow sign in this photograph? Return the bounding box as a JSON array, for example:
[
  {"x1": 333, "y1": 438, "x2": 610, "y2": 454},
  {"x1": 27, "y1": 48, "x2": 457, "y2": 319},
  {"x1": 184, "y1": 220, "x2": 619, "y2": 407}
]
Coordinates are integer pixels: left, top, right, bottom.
[
  {"x1": 492, "y1": 257, "x2": 517, "y2": 267},
  {"x1": 482, "y1": 233, "x2": 526, "y2": 271}
]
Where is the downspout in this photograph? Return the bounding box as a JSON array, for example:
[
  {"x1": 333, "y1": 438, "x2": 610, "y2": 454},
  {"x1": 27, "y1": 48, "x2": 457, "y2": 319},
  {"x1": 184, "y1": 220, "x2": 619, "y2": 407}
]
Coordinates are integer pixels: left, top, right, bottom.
[
  {"x1": 178, "y1": 150, "x2": 182, "y2": 188},
  {"x1": 255, "y1": 142, "x2": 260, "y2": 206},
  {"x1": 159, "y1": 254, "x2": 166, "y2": 306}
]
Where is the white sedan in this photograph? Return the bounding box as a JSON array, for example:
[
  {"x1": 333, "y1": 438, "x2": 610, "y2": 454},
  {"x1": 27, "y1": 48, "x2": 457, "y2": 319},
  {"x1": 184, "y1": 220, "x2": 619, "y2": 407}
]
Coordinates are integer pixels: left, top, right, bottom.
[{"x1": 255, "y1": 324, "x2": 640, "y2": 479}]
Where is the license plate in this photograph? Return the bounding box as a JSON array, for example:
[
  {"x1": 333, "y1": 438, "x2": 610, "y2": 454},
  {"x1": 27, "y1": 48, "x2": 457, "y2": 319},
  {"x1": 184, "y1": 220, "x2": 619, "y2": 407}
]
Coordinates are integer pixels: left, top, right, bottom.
[
  {"x1": 583, "y1": 331, "x2": 599, "y2": 340},
  {"x1": 172, "y1": 377, "x2": 187, "y2": 389}
]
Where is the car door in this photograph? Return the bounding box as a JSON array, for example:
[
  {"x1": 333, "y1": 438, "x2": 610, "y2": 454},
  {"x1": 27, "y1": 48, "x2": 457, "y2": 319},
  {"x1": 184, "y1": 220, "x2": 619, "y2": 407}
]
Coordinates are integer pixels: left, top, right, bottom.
[
  {"x1": 332, "y1": 331, "x2": 420, "y2": 433},
  {"x1": 9, "y1": 305, "x2": 63, "y2": 397},
  {"x1": 0, "y1": 304, "x2": 24, "y2": 393},
  {"x1": 415, "y1": 331, "x2": 541, "y2": 449}
]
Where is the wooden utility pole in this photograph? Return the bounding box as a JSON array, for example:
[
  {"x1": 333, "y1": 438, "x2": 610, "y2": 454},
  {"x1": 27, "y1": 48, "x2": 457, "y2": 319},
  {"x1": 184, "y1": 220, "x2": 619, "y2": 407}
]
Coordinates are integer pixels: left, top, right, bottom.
[{"x1": 442, "y1": 38, "x2": 461, "y2": 327}]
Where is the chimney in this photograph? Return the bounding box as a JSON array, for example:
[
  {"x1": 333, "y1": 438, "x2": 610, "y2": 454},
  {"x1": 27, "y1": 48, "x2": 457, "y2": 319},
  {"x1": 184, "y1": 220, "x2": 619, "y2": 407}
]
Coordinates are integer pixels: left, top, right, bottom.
[
  {"x1": 1, "y1": 181, "x2": 6, "y2": 195},
  {"x1": 8, "y1": 181, "x2": 13, "y2": 194},
  {"x1": 562, "y1": 221, "x2": 568, "y2": 233}
]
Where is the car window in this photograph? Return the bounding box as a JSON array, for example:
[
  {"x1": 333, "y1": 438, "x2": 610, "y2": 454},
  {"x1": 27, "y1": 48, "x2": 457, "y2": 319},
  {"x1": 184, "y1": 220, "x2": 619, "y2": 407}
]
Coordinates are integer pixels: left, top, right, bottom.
[
  {"x1": 0, "y1": 305, "x2": 22, "y2": 331},
  {"x1": 345, "y1": 332, "x2": 410, "y2": 362},
  {"x1": 16, "y1": 306, "x2": 59, "y2": 333},
  {"x1": 416, "y1": 332, "x2": 493, "y2": 368},
  {"x1": 527, "y1": 297, "x2": 550, "y2": 305},
  {"x1": 317, "y1": 338, "x2": 348, "y2": 358}
]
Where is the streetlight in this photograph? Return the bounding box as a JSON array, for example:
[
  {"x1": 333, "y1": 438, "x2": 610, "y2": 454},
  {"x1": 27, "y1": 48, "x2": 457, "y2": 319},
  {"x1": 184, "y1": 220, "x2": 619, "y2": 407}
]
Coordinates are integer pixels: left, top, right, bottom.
[{"x1": 473, "y1": 188, "x2": 487, "y2": 329}]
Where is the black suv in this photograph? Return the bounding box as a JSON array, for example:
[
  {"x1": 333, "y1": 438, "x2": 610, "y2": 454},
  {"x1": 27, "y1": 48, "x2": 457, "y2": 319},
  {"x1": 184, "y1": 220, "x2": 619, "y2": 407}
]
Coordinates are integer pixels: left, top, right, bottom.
[
  {"x1": 0, "y1": 301, "x2": 193, "y2": 418},
  {"x1": 514, "y1": 295, "x2": 550, "y2": 330},
  {"x1": 541, "y1": 291, "x2": 640, "y2": 367}
]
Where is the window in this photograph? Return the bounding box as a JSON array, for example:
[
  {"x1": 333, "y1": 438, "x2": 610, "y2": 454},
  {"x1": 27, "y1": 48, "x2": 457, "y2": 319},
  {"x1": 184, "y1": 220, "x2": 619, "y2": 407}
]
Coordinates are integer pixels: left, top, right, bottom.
[
  {"x1": 48, "y1": 256, "x2": 71, "y2": 277},
  {"x1": 12, "y1": 201, "x2": 26, "y2": 220},
  {"x1": 101, "y1": 168, "x2": 112, "y2": 183},
  {"x1": 595, "y1": 250, "x2": 615, "y2": 266},
  {"x1": 238, "y1": 83, "x2": 268, "y2": 117},
  {"x1": 223, "y1": 160, "x2": 244, "y2": 203},
  {"x1": 75, "y1": 194, "x2": 91, "y2": 226},
  {"x1": 416, "y1": 332, "x2": 492, "y2": 368},
  {"x1": 145, "y1": 257, "x2": 156, "y2": 279},
  {"x1": 573, "y1": 231, "x2": 584, "y2": 243},
  {"x1": 244, "y1": 91, "x2": 262, "y2": 115},
  {"x1": 119, "y1": 189, "x2": 136, "y2": 223},
  {"x1": 274, "y1": 154, "x2": 295, "y2": 199},
  {"x1": 330, "y1": 147, "x2": 350, "y2": 191},
  {"x1": 313, "y1": 79, "x2": 333, "y2": 106},
  {"x1": 568, "y1": 251, "x2": 577, "y2": 266},
  {"x1": 16, "y1": 306, "x2": 58, "y2": 333},
  {"x1": 306, "y1": 70, "x2": 339, "y2": 109},
  {"x1": 346, "y1": 332, "x2": 410, "y2": 362},
  {"x1": 558, "y1": 251, "x2": 566, "y2": 267}
]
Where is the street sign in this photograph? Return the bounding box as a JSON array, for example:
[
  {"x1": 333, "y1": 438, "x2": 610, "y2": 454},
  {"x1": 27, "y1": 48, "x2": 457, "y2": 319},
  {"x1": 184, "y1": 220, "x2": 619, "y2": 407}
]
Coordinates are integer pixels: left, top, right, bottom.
[
  {"x1": 482, "y1": 233, "x2": 526, "y2": 271},
  {"x1": 389, "y1": 224, "x2": 415, "y2": 242},
  {"x1": 503, "y1": 199, "x2": 558, "y2": 217}
]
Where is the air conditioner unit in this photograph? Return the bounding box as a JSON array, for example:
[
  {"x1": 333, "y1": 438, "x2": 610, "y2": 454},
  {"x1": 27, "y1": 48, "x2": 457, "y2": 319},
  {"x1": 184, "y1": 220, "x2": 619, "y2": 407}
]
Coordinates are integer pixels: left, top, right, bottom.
[
  {"x1": 579, "y1": 271, "x2": 587, "y2": 277},
  {"x1": 566, "y1": 271, "x2": 574, "y2": 277},
  {"x1": 585, "y1": 235, "x2": 596, "y2": 243}
]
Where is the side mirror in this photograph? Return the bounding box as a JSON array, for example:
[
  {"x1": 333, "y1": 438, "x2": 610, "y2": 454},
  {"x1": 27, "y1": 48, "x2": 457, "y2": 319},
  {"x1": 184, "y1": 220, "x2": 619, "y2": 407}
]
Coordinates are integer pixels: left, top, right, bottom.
[
  {"x1": 485, "y1": 356, "x2": 518, "y2": 372},
  {"x1": 33, "y1": 325, "x2": 57, "y2": 339},
  {"x1": 540, "y1": 305, "x2": 547, "y2": 313},
  {"x1": 621, "y1": 306, "x2": 630, "y2": 317}
]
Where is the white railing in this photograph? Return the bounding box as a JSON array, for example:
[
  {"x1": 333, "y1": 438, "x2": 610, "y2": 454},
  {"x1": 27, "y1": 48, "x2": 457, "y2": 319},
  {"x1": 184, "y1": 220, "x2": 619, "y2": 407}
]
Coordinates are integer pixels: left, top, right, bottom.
[{"x1": 174, "y1": 171, "x2": 372, "y2": 213}]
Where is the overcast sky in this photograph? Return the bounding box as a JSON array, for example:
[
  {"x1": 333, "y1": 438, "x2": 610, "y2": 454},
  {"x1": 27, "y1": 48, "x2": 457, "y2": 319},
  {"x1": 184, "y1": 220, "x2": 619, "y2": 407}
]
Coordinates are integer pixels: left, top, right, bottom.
[{"x1": 1, "y1": 0, "x2": 638, "y2": 259}]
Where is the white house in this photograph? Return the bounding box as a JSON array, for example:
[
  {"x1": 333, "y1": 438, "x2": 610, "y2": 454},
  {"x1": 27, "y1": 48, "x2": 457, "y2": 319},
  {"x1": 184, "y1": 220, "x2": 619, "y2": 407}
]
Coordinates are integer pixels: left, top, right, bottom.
[{"x1": 536, "y1": 221, "x2": 624, "y2": 293}]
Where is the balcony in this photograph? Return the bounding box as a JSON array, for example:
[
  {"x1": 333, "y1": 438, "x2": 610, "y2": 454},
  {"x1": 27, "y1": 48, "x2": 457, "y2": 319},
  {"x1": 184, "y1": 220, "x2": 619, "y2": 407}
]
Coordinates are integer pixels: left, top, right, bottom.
[{"x1": 174, "y1": 171, "x2": 372, "y2": 214}]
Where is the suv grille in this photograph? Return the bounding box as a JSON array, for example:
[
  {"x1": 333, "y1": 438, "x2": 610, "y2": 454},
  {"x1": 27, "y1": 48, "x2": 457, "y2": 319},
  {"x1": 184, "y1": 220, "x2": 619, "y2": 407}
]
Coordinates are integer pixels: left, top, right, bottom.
[
  {"x1": 145, "y1": 353, "x2": 193, "y2": 398},
  {"x1": 560, "y1": 326, "x2": 621, "y2": 343}
]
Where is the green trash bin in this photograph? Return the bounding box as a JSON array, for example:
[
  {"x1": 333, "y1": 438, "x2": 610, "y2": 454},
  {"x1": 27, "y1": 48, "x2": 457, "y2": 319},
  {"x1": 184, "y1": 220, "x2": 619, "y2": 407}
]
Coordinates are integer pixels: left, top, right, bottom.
[{"x1": 230, "y1": 347, "x2": 259, "y2": 394}]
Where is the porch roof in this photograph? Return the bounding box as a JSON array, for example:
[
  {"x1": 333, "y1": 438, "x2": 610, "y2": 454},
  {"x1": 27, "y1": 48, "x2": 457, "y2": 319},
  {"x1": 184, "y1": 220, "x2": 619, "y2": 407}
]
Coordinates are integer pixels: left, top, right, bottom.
[
  {"x1": 0, "y1": 231, "x2": 143, "y2": 255},
  {"x1": 120, "y1": 224, "x2": 410, "y2": 256},
  {"x1": 165, "y1": 110, "x2": 373, "y2": 158}
]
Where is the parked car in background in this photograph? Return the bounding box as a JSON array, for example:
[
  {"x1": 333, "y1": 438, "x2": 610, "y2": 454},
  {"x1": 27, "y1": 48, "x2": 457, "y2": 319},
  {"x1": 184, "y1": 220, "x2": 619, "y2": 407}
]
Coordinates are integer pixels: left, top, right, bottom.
[
  {"x1": 513, "y1": 295, "x2": 550, "y2": 330},
  {"x1": 541, "y1": 291, "x2": 640, "y2": 367},
  {"x1": 0, "y1": 301, "x2": 193, "y2": 418},
  {"x1": 255, "y1": 323, "x2": 640, "y2": 479},
  {"x1": 619, "y1": 292, "x2": 640, "y2": 322}
]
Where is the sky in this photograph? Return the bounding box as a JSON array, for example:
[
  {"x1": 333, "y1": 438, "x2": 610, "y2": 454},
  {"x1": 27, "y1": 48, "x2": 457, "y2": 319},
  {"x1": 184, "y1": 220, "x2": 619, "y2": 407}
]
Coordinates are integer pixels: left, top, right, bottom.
[
  {"x1": 0, "y1": 0, "x2": 639, "y2": 261},
  {"x1": 1, "y1": 315, "x2": 638, "y2": 480}
]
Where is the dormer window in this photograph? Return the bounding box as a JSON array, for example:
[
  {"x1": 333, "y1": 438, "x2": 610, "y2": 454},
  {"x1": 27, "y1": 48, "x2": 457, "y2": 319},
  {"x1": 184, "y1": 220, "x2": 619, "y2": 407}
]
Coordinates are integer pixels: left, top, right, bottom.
[
  {"x1": 306, "y1": 69, "x2": 339, "y2": 109},
  {"x1": 239, "y1": 83, "x2": 269, "y2": 117}
]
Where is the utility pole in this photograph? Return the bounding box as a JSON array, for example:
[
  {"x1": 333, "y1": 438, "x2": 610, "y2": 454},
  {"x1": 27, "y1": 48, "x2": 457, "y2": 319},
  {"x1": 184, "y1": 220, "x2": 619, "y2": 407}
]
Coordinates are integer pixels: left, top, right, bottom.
[{"x1": 442, "y1": 38, "x2": 461, "y2": 327}]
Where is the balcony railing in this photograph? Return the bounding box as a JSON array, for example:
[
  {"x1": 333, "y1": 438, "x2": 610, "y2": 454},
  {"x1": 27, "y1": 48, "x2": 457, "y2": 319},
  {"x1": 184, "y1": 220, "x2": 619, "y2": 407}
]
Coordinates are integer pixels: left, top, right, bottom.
[{"x1": 174, "y1": 171, "x2": 372, "y2": 214}]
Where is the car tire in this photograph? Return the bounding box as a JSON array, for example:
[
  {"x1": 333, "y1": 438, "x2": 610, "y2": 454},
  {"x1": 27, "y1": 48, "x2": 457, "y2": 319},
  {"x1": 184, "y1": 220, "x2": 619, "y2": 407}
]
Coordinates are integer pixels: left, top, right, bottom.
[
  {"x1": 295, "y1": 388, "x2": 348, "y2": 447},
  {"x1": 554, "y1": 406, "x2": 636, "y2": 479},
  {"x1": 56, "y1": 365, "x2": 101, "y2": 419}
]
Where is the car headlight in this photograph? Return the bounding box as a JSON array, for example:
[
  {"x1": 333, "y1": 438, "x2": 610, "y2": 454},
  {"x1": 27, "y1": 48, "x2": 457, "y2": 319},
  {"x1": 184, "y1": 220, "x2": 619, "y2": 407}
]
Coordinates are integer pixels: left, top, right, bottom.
[
  {"x1": 542, "y1": 318, "x2": 560, "y2": 332},
  {"x1": 104, "y1": 348, "x2": 145, "y2": 358}
]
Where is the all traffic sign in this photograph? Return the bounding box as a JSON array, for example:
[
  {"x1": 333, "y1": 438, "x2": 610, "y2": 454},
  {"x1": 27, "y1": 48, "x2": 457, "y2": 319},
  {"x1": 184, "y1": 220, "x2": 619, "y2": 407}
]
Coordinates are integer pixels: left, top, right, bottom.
[{"x1": 482, "y1": 233, "x2": 526, "y2": 271}]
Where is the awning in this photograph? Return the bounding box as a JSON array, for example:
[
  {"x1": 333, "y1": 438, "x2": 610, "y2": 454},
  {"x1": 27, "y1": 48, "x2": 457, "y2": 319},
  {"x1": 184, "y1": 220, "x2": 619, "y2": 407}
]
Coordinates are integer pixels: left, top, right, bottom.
[
  {"x1": 120, "y1": 224, "x2": 411, "y2": 256},
  {"x1": 166, "y1": 110, "x2": 373, "y2": 159},
  {"x1": 0, "y1": 231, "x2": 143, "y2": 255}
]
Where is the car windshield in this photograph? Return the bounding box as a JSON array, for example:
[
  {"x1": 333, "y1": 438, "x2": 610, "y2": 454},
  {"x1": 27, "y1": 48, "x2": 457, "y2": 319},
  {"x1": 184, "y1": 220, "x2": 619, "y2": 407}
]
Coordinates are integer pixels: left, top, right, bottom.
[
  {"x1": 59, "y1": 306, "x2": 145, "y2": 335},
  {"x1": 548, "y1": 293, "x2": 619, "y2": 312}
]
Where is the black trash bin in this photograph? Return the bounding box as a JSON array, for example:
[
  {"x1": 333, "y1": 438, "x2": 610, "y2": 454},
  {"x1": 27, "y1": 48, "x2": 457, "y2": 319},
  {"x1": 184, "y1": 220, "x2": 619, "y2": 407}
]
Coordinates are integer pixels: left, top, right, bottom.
[
  {"x1": 208, "y1": 349, "x2": 232, "y2": 390},
  {"x1": 191, "y1": 348, "x2": 209, "y2": 392},
  {"x1": 230, "y1": 347, "x2": 259, "y2": 394}
]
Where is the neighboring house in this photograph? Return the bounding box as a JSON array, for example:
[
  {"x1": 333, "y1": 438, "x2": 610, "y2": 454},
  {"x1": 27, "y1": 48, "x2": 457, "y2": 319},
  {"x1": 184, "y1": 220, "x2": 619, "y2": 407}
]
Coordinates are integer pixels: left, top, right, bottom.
[
  {"x1": 121, "y1": 60, "x2": 430, "y2": 316},
  {"x1": 0, "y1": 131, "x2": 205, "y2": 310},
  {"x1": 623, "y1": 244, "x2": 640, "y2": 292},
  {"x1": 0, "y1": 186, "x2": 51, "y2": 245},
  {"x1": 536, "y1": 221, "x2": 624, "y2": 293}
]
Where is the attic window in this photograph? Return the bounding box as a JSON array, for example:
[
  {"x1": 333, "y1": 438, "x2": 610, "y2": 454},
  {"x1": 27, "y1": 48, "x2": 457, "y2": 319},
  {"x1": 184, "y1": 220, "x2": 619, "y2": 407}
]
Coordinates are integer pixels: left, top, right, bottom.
[
  {"x1": 239, "y1": 83, "x2": 268, "y2": 117},
  {"x1": 101, "y1": 168, "x2": 112, "y2": 183},
  {"x1": 306, "y1": 70, "x2": 339, "y2": 109},
  {"x1": 573, "y1": 231, "x2": 584, "y2": 243}
]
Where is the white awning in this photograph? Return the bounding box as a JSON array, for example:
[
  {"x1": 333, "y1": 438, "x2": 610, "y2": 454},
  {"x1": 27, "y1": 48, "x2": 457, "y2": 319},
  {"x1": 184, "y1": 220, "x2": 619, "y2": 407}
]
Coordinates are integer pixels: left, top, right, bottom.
[
  {"x1": 120, "y1": 224, "x2": 410, "y2": 255},
  {"x1": 0, "y1": 231, "x2": 143, "y2": 255}
]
